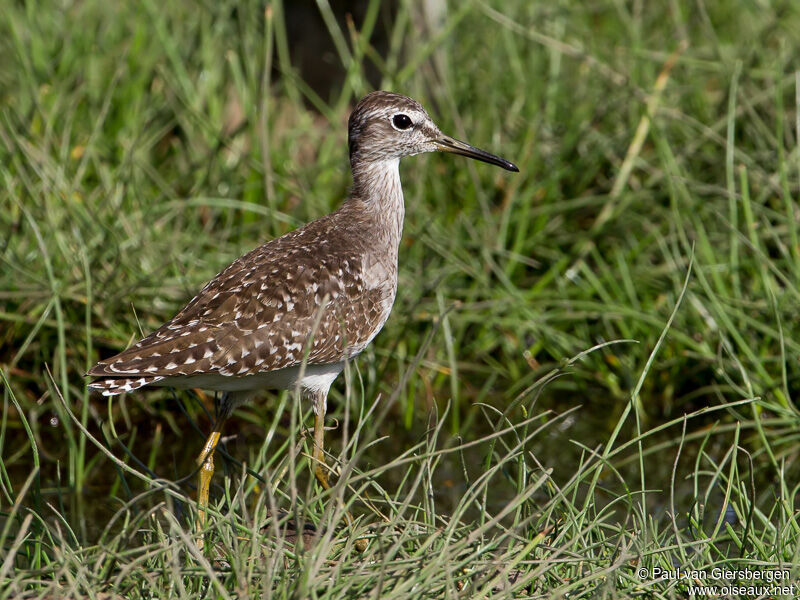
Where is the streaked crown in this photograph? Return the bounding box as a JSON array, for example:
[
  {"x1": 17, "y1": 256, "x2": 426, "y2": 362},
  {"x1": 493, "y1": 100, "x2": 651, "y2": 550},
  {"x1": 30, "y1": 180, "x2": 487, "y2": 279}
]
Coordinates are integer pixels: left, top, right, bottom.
[{"x1": 348, "y1": 91, "x2": 442, "y2": 164}]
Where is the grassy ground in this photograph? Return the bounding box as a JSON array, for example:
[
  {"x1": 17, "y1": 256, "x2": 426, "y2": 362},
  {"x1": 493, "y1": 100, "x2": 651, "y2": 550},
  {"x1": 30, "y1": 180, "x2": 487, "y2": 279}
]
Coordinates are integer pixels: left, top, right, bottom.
[{"x1": 2, "y1": 0, "x2": 800, "y2": 597}]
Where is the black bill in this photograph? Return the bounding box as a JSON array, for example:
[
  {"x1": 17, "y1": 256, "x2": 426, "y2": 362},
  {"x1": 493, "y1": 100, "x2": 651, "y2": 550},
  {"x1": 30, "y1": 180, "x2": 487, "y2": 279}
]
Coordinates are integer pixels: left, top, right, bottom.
[{"x1": 435, "y1": 135, "x2": 519, "y2": 172}]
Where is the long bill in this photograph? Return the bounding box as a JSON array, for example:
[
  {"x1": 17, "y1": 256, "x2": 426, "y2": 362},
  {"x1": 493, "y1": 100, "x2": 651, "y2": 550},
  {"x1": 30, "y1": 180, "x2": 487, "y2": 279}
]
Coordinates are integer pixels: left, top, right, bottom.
[{"x1": 435, "y1": 135, "x2": 519, "y2": 172}]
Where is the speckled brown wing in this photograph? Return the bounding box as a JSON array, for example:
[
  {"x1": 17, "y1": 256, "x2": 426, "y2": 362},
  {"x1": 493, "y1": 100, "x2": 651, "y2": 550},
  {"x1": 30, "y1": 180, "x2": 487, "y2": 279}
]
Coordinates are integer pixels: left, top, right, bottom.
[{"x1": 88, "y1": 208, "x2": 394, "y2": 393}]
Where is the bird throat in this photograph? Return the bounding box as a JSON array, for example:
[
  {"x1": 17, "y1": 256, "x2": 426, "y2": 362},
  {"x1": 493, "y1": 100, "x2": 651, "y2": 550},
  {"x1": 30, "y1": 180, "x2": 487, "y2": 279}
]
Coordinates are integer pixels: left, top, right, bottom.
[{"x1": 350, "y1": 158, "x2": 405, "y2": 244}]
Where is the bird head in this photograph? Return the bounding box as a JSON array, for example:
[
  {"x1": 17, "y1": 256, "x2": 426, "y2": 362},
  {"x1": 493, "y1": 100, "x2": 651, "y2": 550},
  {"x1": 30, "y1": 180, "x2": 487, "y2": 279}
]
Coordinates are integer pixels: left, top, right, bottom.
[{"x1": 348, "y1": 91, "x2": 518, "y2": 172}]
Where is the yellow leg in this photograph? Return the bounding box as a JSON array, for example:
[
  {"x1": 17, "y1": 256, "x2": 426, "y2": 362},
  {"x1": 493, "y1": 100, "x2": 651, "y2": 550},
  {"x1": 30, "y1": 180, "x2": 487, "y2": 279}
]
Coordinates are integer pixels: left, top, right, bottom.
[
  {"x1": 312, "y1": 408, "x2": 332, "y2": 492},
  {"x1": 312, "y1": 391, "x2": 367, "y2": 551},
  {"x1": 196, "y1": 427, "x2": 223, "y2": 537}
]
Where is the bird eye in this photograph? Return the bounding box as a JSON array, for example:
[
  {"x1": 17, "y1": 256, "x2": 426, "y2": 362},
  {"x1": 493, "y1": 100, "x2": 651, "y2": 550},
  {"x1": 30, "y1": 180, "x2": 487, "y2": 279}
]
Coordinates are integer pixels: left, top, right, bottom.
[{"x1": 392, "y1": 114, "x2": 413, "y2": 130}]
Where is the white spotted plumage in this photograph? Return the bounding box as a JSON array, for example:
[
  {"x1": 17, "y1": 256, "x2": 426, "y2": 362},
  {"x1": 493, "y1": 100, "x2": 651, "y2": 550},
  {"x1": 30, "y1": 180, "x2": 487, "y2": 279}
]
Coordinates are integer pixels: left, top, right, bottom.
[{"x1": 87, "y1": 91, "x2": 518, "y2": 411}]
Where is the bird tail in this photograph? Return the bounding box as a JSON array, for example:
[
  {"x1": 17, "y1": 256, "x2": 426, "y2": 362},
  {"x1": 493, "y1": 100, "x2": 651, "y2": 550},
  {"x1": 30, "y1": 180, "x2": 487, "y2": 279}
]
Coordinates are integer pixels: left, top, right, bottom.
[{"x1": 88, "y1": 376, "x2": 164, "y2": 396}]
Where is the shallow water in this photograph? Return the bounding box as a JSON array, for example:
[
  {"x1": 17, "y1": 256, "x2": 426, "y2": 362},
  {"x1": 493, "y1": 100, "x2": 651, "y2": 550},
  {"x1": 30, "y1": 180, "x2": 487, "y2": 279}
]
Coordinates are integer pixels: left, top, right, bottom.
[{"x1": 3, "y1": 388, "x2": 754, "y2": 544}]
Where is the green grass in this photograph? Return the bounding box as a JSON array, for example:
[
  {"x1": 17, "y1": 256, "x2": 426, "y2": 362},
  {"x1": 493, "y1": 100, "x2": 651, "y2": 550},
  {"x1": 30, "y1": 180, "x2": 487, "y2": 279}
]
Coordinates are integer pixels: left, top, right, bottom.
[{"x1": 2, "y1": 0, "x2": 800, "y2": 597}]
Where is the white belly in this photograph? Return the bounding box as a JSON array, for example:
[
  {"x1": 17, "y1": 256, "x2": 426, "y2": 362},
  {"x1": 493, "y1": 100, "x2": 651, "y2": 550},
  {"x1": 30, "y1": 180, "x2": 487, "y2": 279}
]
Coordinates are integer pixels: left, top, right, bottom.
[{"x1": 152, "y1": 361, "x2": 345, "y2": 396}]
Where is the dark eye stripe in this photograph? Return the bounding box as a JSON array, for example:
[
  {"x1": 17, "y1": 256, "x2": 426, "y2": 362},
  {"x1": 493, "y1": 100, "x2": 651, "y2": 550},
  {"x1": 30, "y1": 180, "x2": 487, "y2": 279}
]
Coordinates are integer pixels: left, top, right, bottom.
[{"x1": 392, "y1": 114, "x2": 413, "y2": 130}]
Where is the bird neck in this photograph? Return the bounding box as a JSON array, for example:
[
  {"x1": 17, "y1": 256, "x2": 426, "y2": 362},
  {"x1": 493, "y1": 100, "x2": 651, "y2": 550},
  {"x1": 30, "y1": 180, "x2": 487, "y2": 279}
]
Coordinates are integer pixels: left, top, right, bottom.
[{"x1": 350, "y1": 158, "x2": 405, "y2": 243}]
